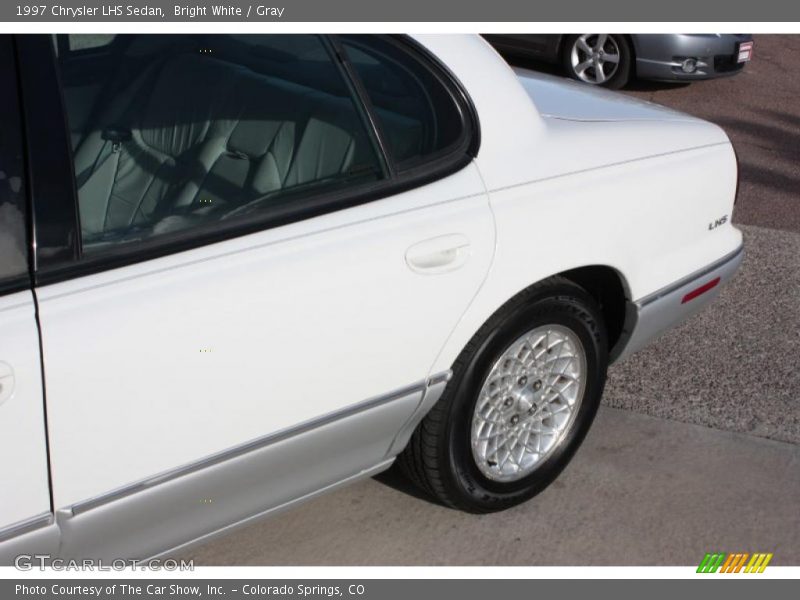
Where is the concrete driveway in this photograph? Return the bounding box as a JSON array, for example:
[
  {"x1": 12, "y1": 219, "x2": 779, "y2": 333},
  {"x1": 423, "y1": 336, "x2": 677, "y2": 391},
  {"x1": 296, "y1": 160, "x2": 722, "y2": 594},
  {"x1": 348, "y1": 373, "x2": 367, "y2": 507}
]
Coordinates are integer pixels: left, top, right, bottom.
[{"x1": 180, "y1": 35, "x2": 800, "y2": 566}]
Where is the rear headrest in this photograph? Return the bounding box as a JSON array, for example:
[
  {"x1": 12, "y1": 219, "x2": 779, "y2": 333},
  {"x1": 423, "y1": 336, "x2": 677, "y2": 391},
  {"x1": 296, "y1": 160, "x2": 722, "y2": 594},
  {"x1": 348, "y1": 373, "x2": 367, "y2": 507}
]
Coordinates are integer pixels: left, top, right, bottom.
[{"x1": 139, "y1": 53, "x2": 240, "y2": 157}]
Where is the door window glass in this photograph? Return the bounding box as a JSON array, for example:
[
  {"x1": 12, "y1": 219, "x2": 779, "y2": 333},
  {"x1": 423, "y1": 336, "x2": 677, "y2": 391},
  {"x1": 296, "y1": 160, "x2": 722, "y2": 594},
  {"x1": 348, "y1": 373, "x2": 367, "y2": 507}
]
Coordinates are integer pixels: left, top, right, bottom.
[{"x1": 53, "y1": 34, "x2": 386, "y2": 255}]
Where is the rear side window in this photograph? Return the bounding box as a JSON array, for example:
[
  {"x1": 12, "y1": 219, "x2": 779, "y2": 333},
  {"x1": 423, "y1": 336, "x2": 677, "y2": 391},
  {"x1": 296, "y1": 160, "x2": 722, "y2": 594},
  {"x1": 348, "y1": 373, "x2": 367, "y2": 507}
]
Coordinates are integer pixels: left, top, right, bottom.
[
  {"x1": 0, "y1": 38, "x2": 29, "y2": 291},
  {"x1": 53, "y1": 34, "x2": 386, "y2": 256},
  {"x1": 339, "y1": 36, "x2": 467, "y2": 170}
]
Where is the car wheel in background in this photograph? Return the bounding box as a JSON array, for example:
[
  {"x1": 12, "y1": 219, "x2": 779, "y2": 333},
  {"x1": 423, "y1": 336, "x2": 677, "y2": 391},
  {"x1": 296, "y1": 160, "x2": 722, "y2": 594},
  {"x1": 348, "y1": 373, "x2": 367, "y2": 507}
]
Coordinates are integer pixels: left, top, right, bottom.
[
  {"x1": 562, "y1": 34, "x2": 633, "y2": 89},
  {"x1": 398, "y1": 277, "x2": 608, "y2": 513}
]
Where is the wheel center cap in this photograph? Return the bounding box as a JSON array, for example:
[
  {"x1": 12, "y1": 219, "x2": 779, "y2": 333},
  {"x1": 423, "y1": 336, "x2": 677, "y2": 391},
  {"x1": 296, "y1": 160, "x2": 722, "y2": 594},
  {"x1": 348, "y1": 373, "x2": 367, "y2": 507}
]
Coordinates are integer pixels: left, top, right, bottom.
[{"x1": 516, "y1": 383, "x2": 543, "y2": 414}]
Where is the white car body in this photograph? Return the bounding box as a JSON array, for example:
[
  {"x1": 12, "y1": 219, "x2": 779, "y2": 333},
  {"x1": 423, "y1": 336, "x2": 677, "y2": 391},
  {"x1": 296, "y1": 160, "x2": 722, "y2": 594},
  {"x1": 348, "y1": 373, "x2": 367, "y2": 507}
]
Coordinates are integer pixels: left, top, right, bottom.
[{"x1": 0, "y1": 34, "x2": 742, "y2": 561}]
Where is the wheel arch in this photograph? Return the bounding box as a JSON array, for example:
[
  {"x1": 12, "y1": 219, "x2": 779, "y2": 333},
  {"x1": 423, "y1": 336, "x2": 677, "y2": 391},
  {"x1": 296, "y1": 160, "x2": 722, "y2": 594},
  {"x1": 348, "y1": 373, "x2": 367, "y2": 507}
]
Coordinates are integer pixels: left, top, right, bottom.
[
  {"x1": 558, "y1": 264, "x2": 634, "y2": 362},
  {"x1": 431, "y1": 263, "x2": 635, "y2": 377},
  {"x1": 551, "y1": 34, "x2": 567, "y2": 59},
  {"x1": 624, "y1": 34, "x2": 638, "y2": 77}
]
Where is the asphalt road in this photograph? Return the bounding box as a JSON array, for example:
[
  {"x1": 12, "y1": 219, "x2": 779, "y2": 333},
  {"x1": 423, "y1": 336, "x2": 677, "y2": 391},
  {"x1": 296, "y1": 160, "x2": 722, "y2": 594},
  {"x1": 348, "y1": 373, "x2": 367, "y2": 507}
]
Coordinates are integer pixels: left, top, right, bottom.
[{"x1": 181, "y1": 35, "x2": 800, "y2": 565}]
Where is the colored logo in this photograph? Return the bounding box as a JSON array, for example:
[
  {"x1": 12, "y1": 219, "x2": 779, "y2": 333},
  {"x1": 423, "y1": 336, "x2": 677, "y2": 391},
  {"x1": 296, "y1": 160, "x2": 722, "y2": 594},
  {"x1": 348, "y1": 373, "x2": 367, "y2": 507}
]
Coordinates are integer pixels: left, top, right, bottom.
[{"x1": 697, "y1": 552, "x2": 773, "y2": 573}]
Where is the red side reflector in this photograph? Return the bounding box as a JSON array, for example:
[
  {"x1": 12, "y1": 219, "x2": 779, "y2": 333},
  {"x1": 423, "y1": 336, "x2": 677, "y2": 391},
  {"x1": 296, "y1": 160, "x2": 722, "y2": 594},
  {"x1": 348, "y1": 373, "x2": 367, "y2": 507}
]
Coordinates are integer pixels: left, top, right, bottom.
[{"x1": 681, "y1": 277, "x2": 721, "y2": 304}]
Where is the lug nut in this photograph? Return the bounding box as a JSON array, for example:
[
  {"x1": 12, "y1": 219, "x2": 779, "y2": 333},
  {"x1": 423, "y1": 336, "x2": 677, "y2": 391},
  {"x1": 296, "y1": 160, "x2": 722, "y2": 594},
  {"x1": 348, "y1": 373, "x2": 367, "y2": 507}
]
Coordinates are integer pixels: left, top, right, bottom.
[
  {"x1": 503, "y1": 397, "x2": 513, "y2": 407},
  {"x1": 510, "y1": 415, "x2": 520, "y2": 425},
  {"x1": 518, "y1": 376, "x2": 527, "y2": 386},
  {"x1": 533, "y1": 380, "x2": 542, "y2": 391}
]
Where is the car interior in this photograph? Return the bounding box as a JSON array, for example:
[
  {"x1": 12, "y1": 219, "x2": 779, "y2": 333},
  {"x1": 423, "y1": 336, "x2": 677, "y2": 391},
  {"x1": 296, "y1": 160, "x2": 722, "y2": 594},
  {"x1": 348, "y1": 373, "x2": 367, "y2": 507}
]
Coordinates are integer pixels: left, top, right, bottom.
[{"x1": 54, "y1": 34, "x2": 438, "y2": 253}]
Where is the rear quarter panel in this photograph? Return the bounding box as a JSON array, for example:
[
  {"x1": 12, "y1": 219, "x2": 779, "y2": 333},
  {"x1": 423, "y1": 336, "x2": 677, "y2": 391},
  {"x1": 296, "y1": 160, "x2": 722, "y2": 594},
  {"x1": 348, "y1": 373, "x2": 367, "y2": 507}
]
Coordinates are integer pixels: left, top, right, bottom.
[
  {"x1": 430, "y1": 130, "x2": 741, "y2": 374},
  {"x1": 416, "y1": 35, "x2": 741, "y2": 376}
]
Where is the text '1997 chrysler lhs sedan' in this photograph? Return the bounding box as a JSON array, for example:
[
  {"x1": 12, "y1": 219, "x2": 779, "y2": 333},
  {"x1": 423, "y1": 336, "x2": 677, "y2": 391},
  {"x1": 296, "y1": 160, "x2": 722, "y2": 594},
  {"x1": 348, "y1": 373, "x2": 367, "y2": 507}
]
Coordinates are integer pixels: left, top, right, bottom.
[{"x1": 0, "y1": 34, "x2": 742, "y2": 562}]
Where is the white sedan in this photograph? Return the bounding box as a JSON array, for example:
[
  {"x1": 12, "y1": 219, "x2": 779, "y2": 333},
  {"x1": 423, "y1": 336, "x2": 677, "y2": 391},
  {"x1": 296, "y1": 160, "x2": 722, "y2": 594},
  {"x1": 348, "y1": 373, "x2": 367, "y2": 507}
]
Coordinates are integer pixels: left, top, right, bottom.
[{"x1": 0, "y1": 33, "x2": 742, "y2": 561}]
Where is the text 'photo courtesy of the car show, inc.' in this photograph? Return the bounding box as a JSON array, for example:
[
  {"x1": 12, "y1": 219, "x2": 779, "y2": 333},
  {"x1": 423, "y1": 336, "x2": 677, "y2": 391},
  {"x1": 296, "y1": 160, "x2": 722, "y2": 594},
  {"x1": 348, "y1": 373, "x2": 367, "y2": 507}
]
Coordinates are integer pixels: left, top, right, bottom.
[{"x1": 0, "y1": 0, "x2": 798, "y2": 596}]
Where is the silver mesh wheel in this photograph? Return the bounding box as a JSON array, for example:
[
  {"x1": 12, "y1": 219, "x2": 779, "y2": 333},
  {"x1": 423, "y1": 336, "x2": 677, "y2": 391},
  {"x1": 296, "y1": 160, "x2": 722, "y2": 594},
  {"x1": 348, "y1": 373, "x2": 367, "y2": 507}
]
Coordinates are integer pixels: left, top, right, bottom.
[{"x1": 470, "y1": 325, "x2": 587, "y2": 482}]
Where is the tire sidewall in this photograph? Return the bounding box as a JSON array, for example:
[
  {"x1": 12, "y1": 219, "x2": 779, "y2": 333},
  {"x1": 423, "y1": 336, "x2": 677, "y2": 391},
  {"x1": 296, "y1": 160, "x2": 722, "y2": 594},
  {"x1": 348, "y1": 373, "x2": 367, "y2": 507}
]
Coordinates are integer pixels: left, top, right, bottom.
[{"x1": 443, "y1": 285, "x2": 607, "y2": 511}]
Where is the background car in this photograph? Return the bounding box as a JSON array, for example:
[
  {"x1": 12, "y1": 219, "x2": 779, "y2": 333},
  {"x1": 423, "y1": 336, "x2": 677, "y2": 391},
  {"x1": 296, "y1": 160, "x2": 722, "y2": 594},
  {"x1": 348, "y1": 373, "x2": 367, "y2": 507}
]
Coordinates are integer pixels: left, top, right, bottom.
[{"x1": 483, "y1": 34, "x2": 754, "y2": 88}]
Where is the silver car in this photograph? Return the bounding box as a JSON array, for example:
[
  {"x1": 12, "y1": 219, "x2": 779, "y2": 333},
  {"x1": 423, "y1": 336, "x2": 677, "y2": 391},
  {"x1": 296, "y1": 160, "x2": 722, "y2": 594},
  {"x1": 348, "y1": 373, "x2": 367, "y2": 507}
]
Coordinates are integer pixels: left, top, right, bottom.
[{"x1": 483, "y1": 34, "x2": 754, "y2": 88}]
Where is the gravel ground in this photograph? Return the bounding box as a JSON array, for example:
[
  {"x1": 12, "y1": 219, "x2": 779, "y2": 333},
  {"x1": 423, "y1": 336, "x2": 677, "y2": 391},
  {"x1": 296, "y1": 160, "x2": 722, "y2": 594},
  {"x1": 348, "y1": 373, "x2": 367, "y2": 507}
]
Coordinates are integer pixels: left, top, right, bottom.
[
  {"x1": 605, "y1": 36, "x2": 800, "y2": 443},
  {"x1": 604, "y1": 224, "x2": 800, "y2": 444}
]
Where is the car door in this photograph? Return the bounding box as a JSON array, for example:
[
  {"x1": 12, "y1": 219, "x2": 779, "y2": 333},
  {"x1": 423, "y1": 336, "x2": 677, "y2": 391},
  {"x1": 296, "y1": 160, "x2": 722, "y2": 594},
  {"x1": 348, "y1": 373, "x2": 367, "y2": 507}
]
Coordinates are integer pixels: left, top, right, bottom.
[
  {"x1": 0, "y1": 36, "x2": 58, "y2": 564},
  {"x1": 24, "y1": 34, "x2": 493, "y2": 558},
  {"x1": 482, "y1": 34, "x2": 562, "y2": 61}
]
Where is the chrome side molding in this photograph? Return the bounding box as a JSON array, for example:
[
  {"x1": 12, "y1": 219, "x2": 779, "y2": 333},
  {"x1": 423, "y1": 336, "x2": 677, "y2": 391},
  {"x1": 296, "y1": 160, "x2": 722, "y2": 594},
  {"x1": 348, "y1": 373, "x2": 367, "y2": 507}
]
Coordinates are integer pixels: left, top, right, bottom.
[
  {"x1": 638, "y1": 244, "x2": 744, "y2": 307},
  {"x1": 427, "y1": 370, "x2": 453, "y2": 387},
  {"x1": 0, "y1": 512, "x2": 53, "y2": 544},
  {"x1": 615, "y1": 245, "x2": 743, "y2": 363}
]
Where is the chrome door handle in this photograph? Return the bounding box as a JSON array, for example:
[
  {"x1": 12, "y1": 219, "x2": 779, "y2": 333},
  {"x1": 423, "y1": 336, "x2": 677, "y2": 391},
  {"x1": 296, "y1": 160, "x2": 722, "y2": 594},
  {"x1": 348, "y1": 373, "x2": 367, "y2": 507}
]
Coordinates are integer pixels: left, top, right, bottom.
[{"x1": 405, "y1": 234, "x2": 471, "y2": 274}]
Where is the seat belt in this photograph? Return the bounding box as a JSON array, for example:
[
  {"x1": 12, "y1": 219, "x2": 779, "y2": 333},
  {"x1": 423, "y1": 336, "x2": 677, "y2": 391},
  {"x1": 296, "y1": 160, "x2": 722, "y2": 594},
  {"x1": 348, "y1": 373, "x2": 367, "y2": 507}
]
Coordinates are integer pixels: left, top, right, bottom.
[{"x1": 74, "y1": 54, "x2": 175, "y2": 189}]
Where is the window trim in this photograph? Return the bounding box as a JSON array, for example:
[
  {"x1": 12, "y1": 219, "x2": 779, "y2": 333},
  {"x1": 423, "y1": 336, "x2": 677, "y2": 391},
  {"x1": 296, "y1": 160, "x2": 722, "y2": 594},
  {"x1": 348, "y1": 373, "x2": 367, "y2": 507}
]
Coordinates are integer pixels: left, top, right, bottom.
[
  {"x1": 389, "y1": 35, "x2": 481, "y2": 160},
  {"x1": 335, "y1": 35, "x2": 480, "y2": 173},
  {"x1": 0, "y1": 36, "x2": 32, "y2": 296},
  {"x1": 324, "y1": 36, "x2": 396, "y2": 180},
  {"x1": 20, "y1": 34, "x2": 480, "y2": 286},
  {"x1": 15, "y1": 34, "x2": 81, "y2": 284}
]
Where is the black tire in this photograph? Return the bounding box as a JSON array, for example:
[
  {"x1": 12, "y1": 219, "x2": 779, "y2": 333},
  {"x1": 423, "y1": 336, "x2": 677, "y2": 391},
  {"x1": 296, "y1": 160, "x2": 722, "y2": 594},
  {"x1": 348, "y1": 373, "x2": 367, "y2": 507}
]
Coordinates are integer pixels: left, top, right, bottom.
[
  {"x1": 398, "y1": 276, "x2": 608, "y2": 513},
  {"x1": 561, "y1": 34, "x2": 632, "y2": 89}
]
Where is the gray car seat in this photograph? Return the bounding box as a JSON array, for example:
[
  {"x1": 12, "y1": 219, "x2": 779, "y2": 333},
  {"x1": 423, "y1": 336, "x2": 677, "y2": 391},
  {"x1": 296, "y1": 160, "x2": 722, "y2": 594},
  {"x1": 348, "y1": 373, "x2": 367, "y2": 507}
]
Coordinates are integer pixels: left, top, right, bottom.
[
  {"x1": 73, "y1": 53, "x2": 243, "y2": 240},
  {"x1": 73, "y1": 49, "x2": 421, "y2": 245}
]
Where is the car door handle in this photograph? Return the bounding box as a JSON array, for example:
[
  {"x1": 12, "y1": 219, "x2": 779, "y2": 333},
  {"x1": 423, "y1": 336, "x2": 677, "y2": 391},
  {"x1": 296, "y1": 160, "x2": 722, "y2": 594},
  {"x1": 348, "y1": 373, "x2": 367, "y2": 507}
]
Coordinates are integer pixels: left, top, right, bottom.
[
  {"x1": 0, "y1": 361, "x2": 15, "y2": 407},
  {"x1": 405, "y1": 234, "x2": 471, "y2": 274}
]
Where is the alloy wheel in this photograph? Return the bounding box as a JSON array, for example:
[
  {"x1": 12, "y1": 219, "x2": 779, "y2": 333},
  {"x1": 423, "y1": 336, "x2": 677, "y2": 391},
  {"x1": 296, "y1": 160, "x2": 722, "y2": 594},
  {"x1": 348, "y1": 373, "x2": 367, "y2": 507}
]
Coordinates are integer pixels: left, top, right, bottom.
[
  {"x1": 470, "y1": 324, "x2": 587, "y2": 482},
  {"x1": 569, "y1": 34, "x2": 622, "y2": 85}
]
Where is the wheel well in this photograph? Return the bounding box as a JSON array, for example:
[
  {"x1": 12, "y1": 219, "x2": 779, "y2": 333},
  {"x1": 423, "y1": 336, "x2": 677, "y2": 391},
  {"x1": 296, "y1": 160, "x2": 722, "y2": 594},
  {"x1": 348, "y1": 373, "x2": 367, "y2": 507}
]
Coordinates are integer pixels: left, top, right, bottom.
[
  {"x1": 624, "y1": 35, "x2": 637, "y2": 77},
  {"x1": 558, "y1": 265, "x2": 629, "y2": 353}
]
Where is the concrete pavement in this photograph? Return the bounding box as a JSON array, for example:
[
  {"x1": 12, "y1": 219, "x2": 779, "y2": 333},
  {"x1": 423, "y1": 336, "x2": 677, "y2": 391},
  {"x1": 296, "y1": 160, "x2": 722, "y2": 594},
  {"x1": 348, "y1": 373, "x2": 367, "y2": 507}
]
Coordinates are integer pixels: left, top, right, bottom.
[{"x1": 181, "y1": 407, "x2": 800, "y2": 565}]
